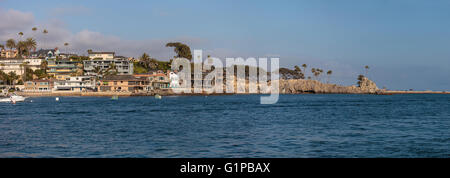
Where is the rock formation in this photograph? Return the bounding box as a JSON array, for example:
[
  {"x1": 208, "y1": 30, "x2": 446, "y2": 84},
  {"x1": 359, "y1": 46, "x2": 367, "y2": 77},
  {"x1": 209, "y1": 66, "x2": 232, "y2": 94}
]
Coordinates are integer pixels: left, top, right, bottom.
[{"x1": 278, "y1": 77, "x2": 379, "y2": 94}]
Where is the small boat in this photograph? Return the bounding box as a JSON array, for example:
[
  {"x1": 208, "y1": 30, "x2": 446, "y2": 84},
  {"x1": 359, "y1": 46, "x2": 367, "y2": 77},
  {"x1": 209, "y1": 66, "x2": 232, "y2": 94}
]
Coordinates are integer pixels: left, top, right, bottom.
[
  {"x1": 0, "y1": 93, "x2": 27, "y2": 103},
  {"x1": 155, "y1": 94, "x2": 162, "y2": 99},
  {"x1": 111, "y1": 95, "x2": 119, "y2": 100}
]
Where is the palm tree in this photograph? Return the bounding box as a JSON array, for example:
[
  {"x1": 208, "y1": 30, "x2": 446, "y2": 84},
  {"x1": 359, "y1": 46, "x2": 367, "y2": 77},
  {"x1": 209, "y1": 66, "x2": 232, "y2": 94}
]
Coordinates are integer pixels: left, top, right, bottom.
[
  {"x1": 105, "y1": 63, "x2": 118, "y2": 76},
  {"x1": 93, "y1": 66, "x2": 104, "y2": 79},
  {"x1": 8, "y1": 71, "x2": 19, "y2": 88},
  {"x1": 326, "y1": 70, "x2": 333, "y2": 84},
  {"x1": 18, "y1": 32, "x2": 24, "y2": 41},
  {"x1": 40, "y1": 60, "x2": 48, "y2": 71},
  {"x1": 364, "y1": 65, "x2": 370, "y2": 77},
  {"x1": 311, "y1": 68, "x2": 316, "y2": 80},
  {"x1": 6, "y1": 39, "x2": 16, "y2": 50},
  {"x1": 16, "y1": 41, "x2": 28, "y2": 58},
  {"x1": 20, "y1": 62, "x2": 30, "y2": 81},
  {"x1": 26, "y1": 38, "x2": 37, "y2": 56},
  {"x1": 64, "y1": 42, "x2": 69, "y2": 54},
  {"x1": 43, "y1": 29, "x2": 48, "y2": 49},
  {"x1": 32, "y1": 27, "x2": 37, "y2": 36},
  {"x1": 302, "y1": 64, "x2": 307, "y2": 77}
]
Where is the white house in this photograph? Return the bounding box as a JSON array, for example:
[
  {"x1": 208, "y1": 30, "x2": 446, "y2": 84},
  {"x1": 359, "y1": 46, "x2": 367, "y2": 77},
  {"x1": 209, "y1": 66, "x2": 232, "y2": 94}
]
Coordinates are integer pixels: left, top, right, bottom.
[{"x1": 53, "y1": 76, "x2": 96, "y2": 92}]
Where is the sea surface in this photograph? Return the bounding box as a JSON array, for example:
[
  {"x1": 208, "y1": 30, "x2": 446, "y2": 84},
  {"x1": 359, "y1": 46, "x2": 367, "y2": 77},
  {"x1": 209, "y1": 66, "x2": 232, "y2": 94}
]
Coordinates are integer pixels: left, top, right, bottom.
[{"x1": 0, "y1": 94, "x2": 449, "y2": 158}]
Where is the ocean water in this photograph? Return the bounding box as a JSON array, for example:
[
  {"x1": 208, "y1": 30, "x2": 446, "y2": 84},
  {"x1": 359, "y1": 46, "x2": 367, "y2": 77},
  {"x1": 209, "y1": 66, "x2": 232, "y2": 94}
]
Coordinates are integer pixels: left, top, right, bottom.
[{"x1": 0, "y1": 94, "x2": 449, "y2": 158}]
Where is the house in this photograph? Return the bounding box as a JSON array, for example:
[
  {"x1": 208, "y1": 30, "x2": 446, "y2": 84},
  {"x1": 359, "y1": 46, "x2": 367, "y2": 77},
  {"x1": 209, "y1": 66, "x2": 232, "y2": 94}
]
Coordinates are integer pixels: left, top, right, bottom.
[
  {"x1": 88, "y1": 51, "x2": 115, "y2": 60},
  {"x1": 53, "y1": 76, "x2": 96, "y2": 92},
  {"x1": 0, "y1": 58, "x2": 43, "y2": 75},
  {"x1": 98, "y1": 75, "x2": 149, "y2": 92},
  {"x1": 1, "y1": 49, "x2": 18, "y2": 58},
  {"x1": 134, "y1": 70, "x2": 171, "y2": 90},
  {"x1": 31, "y1": 49, "x2": 60, "y2": 59},
  {"x1": 83, "y1": 59, "x2": 133, "y2": 76},
  {"x1": 24, "y1": 79, "x2": 54, "y2": 92},
  {"x1": 58, "y1": 53, "x2": 77, "y2": 59},
  {"x1": 47, "y1": 60, "x2": 81, "y2": 80}
]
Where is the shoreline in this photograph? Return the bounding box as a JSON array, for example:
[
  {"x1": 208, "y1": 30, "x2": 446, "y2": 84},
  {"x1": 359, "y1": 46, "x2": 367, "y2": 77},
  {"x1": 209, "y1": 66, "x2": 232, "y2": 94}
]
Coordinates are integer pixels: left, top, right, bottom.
[{"x1": 15, "y1": 90, "x2": 450, "y2": 97}]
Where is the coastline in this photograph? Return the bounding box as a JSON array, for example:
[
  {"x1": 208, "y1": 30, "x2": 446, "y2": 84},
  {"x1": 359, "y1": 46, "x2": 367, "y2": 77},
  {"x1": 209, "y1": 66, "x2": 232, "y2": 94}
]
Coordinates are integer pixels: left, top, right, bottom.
[{"x1": 16, "y1": 90, "x2": 450, "y2": 97}]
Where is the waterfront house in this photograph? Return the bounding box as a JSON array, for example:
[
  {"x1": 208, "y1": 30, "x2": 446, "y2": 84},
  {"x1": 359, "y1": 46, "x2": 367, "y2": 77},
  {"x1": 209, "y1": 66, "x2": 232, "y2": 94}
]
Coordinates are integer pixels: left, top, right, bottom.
[
  {"x1": 88, "y1": 51, "x2": 115, "y2": 60},
  {"x1": 134, "y1": 70, "x2": 171, "y2": 90},
  {"x1": 83, "y1": 59, "x2": 133, "y2": 77},
  {"x1": 47, "y1": 60, "x2": 81, "y2": 80},
  {"x1": 24, "y1": 79, "x2": 54, "y2": 92},
  {"x1": 53, "y1": 76, "x2": 96, "y2": 92},
  {"x1": 98, "y1": 75, "x2": 149, "y2": 92}
]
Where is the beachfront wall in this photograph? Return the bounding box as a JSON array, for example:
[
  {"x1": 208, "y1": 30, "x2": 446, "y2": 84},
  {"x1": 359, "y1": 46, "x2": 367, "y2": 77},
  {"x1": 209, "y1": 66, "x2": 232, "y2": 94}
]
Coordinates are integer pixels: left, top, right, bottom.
[
  {"x1": 98, "y1": 75, "x2": 149, "y2": 92},
  {"x1": 24, "y1": 79, "x2": 54, "y2": 92}
]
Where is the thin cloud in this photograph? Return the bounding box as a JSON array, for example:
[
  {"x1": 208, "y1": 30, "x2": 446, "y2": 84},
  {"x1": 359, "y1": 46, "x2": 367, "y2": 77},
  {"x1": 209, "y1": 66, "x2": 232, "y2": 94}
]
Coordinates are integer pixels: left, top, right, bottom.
[{"x1": 50, "y1": 6, "x2": 92, "y2": 17}]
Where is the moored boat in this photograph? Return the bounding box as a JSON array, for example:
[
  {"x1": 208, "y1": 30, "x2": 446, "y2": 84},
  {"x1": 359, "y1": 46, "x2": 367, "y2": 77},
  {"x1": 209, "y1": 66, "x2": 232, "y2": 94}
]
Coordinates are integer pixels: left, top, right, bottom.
[{"x1": 0, "y1": 93, "x2": 27, "y2": 103}]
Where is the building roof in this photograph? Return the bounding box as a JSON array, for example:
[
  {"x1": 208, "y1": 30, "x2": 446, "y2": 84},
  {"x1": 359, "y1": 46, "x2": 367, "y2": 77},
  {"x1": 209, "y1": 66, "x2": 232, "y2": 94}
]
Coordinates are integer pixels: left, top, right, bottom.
[
  {"x1": 102, "y1": 75, "x2": 147, "y2": 81},
  {"x1": 31, "y1": 49, "x2": 56, "y2": 56},
  {"x1": 88, "y1": 51, "x2": 115, "y2": 55}
]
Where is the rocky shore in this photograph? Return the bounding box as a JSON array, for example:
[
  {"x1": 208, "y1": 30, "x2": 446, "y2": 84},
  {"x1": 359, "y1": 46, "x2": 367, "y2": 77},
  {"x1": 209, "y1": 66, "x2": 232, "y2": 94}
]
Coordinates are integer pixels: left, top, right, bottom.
[{"x1": 279, "y1": 76, "x2": 379, "y2": 94}]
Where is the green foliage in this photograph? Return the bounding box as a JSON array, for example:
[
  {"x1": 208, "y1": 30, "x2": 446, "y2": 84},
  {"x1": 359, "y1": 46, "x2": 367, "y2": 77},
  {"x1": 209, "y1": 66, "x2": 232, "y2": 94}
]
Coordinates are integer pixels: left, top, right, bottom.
[
  {"x1": 69, "y1": 55, "x2": 89, "y2": 61},
  {"x1": 133, "y1": 62, "x2": 148, "y2": 74},
  {"x1": 166, "y1": 42, "x2": 192, "y2": 60},
  {"x1": 23, "y1": 67, "x2": 34, "y2": 81},
  {"x1": 33, "y1": 69, "x2": 48, "y2": 79},
  {"x1": 357, "y1": 74, "x2": 365, "y2": 86},
  {"x1": 6, "y1": 39, "x2": 16, "y2": 50}
]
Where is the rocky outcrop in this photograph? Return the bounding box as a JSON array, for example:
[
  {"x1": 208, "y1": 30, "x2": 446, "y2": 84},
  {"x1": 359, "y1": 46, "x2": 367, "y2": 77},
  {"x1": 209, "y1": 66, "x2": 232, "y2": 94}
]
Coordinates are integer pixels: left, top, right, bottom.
[{"x1": 279, "y1": 77, "x2": 379, "y2": 94}]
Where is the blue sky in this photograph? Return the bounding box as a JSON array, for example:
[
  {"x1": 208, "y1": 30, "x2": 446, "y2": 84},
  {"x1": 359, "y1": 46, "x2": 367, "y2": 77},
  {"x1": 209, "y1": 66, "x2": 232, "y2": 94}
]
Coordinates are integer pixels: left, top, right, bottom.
[{"x1": 1, "y1": 0, "x2": 450, "y2": 90}]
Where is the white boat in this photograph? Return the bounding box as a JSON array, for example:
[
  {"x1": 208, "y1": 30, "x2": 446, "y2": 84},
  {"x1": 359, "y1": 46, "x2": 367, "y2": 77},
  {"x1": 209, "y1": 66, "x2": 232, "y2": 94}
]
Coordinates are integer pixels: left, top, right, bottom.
[{"x1": 0, "y1": 94, "x2": 27, "y2": 103}]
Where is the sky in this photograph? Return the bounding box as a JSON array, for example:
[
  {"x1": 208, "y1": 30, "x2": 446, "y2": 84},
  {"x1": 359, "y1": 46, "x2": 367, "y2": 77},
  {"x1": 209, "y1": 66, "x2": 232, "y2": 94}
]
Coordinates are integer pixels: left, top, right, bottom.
[{"x1": 1, "y1": 0, "x2": 450, "y2": 90}]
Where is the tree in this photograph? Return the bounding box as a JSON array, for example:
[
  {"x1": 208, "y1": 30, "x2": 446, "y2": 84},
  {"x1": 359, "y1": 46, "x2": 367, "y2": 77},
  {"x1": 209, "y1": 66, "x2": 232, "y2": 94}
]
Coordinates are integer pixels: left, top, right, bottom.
[
  {"x1": 357, "y1": 74, "x2": 365, "y2": 87},
  {"x1": 16, "y1": 41, "x2": 28, "y2": 58},
  {"x1": 365, "y1": 65, "x2": 369, "y2": 76},
  {"x1": 43, "y1": 29, "x2": 48, "y2": 48},
  {"x1": 26, "y1": 38, "x2": 37, "y2": 55},
  {"x1": 0, "y1": 44, "x2": 4, "y2": 50},
  {"x1": 166, "y1": 42, "x2": 192, "y2": 60},
  {"x1": 326, "y1": 70, "x2": 333, "y2": 84},
  {"x1": 93, "y1": 66, "x2": 105, "y2": 79},
  {"x1": 302, "y1": 64, "x2": 307, "y2": 78},
  {"x1": 8, "y1": 71, "x2": 19, "y2": 88},
  {"x1": 105, "y1": 63, "x2": 118, "y2": 76},
  {"x1": 18, "y1": 32, "x2": 24, "y2": 41},
  {"x1": 6, "y1": 39, "x2": 16, "y2": 50},
  {"x1": 294, "y1": 65, "x2": 305, "y2": 79},
  {"x1": 64, "y1": 42, "x2": 69, "y2": 53}
]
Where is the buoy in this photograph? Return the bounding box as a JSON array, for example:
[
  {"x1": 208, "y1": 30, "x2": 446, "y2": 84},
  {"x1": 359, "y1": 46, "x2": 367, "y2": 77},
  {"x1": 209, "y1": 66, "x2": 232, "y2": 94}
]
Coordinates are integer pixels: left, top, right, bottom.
[{"x1": 56, "y1": 97, "x2": 59, "y2": 101}]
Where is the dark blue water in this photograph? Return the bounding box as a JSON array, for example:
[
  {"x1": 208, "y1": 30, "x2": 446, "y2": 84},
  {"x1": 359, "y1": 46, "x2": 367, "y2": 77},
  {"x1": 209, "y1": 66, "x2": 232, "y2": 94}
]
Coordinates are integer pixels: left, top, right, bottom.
[{"x1": 0, "y1": 94, "x2": 449, "y2": 158}]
